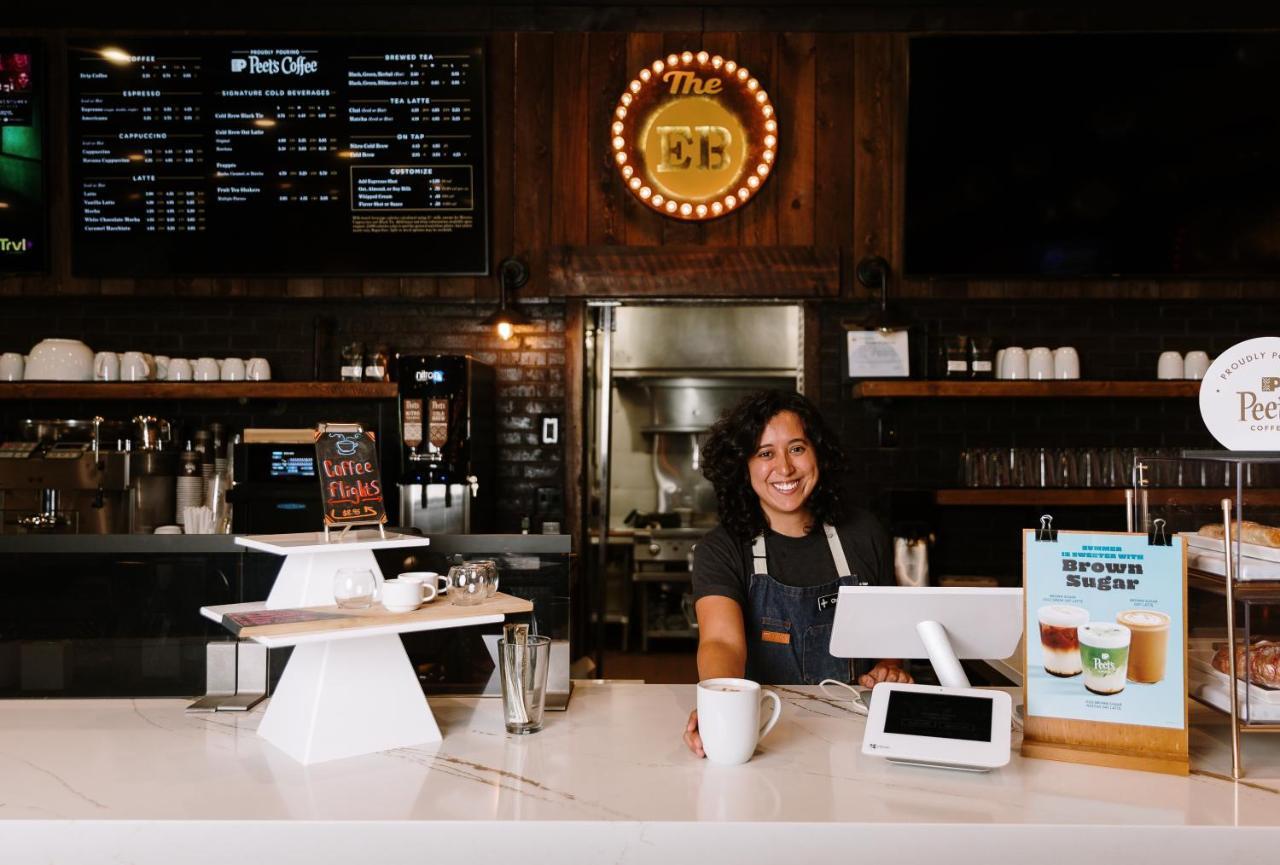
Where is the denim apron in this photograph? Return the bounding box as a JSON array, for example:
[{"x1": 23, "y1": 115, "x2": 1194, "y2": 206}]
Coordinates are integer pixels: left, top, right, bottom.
[{"x1": 745, "y1": 524, "x2": 859, "y2": 685}]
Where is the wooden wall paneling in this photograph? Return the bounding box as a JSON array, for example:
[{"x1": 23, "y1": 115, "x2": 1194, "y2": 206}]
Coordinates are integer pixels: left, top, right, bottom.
[
  {"x1": 735, "y1": 32, "x2": 779, "y2": 247},
  {"x1": 562, "y1": 297, "x2": 587, "y2": 658},
  {"x1": 658, "y1": 33, "x2": 706, "y2": 248},
  {"x1": 512, "y1": 33, "x2": 556, "y2": 294},
  {"x1": 813, "y1": 33, "x2": 855, "y2": 255},
  {"x1": 587, "y1": 33, "x2": 629, "y2": 247},
  {"x1": 775, "y1": 32, "x2": 817, "y2": 247},
  {"x1": 549, "y1": 245, "x2": 839, "y2": 297},
  {"x1": 699, "y1": 32, "x2": 742, "y2": 248},
  {"x1": 481, "y1": 32, "x2": 516, "y2": 301},
  {"x1": 286, "y1": 278, "x2": 325, "y2": 299},
  {"x1": 801, "y1": 300, "x2": 822, "y2": 399},
  {"x1": 323, "y1": 278, "x2": 363, "y2": 298},
  {"x1": 622, "y1": 32, "x2": 666, "y2": 247},
  {"x1": 362, "y1": 278, "x2": 400, "y2": 298},
  {"x1": 851, "y1": 33, "x2": 898, "y2": 302},
  {"x1": 887, "y1": 34, "x2": 908, "y2": 299},
  {"x1": 550, "y1": 32, "x2": 590, "y2": 251},
  {"x1": 212, "y1": 278, "x2": 249, "y2": 297}
]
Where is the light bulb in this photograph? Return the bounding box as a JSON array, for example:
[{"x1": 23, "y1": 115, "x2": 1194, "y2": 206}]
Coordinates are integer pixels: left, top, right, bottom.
[{"x1": 497, "y1": 320, "x2": 515, "y2": 342}]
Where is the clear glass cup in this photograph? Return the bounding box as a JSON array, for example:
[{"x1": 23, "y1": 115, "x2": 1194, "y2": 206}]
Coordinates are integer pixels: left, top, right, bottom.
[
  {"x1": 447, "y1": 563, "x2": 491, "y2": 606},
  {"x1": 333, "y1": 567, "x2": 377, "y2": 609},
  {"x1": 498, "y1": 635, "x2": 551, "y2": 734},
  {"x1": 468, "y1": 559, "x2": 500, "y2": 598}
]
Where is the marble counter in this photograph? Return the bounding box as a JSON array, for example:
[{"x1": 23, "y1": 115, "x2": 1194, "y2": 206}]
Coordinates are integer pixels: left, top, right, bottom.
[{"x1": 1, "y1": 683, "x2": 1278, "y2": 864}]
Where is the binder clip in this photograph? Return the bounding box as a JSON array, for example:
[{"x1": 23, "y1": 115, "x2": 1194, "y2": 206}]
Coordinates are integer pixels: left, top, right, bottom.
[
  {"x1": 1148, "y1": 517, "x2": 1171, "y2": 547},
  {"x1": 1036, "y1": 514, "x2": 1058, "y2": 543}
]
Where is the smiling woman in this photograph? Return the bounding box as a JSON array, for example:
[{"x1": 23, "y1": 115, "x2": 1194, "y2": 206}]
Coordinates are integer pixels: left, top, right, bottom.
[{"x1": 682, "y1": 390, "x2": 912, "y2": 757}]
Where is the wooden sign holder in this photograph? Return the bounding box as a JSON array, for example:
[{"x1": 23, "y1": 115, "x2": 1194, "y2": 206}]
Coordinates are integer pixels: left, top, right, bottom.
[
  {"x1": 1021, "y1": 519, "x2": 1190, "y2": 776},
  {"x1": 315, "y1": 422, "x2": 387, "y2": 540}
]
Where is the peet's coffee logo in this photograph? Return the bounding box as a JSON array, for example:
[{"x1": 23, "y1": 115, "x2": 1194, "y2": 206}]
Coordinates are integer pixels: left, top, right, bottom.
[
  {"x1": 1200, "y1": 337, "x2": 1280, "y2": 451},
  {"x1": 230, "y1": 51, "x2": 318, "y2": 76},
  {"x1": 612, "y1": 50, "x2": 777, "y2": 221},
  {"x1": 0, "y1": 237, "x2": 32, "y2": 254}
]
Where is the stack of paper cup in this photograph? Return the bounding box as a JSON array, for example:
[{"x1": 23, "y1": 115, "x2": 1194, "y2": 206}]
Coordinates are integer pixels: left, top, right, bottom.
[{"x1": 175, "y1": 475, "x2": 204, "y2": 527}]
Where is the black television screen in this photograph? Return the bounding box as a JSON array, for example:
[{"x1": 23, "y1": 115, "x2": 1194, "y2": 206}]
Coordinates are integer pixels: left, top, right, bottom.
[
  {"x1": 68, "y1": 37, "x2": 486, "y2": 276},
  {"x1": 0, "y1": 42, "x2": 46, "y2": 274},
  {"x1": 905, "y1": 34, "x2": 1280, "y2": 277}
]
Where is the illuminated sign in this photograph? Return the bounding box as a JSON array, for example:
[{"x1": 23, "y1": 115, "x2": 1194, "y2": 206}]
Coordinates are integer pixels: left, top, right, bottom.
[{"x1": 612, "y1": 50, "x2": 776, "y2": 221}]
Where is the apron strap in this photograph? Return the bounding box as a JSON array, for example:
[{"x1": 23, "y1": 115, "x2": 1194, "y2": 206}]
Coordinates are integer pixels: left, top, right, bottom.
[{"x1": 752, "y1": 524, "x2": 852, "y2": 578}]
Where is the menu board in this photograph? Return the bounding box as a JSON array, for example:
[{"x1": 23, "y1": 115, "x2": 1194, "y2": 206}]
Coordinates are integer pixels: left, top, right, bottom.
[
  {"x1": 314, "y1": 426, "x2": 387, "y2": 528},
  {"x1": 0, "y1": 42, "x2": 46, "y2": 274},
  {"x1": 68, "y1": 38, "x2": 486, "y2": 276}
]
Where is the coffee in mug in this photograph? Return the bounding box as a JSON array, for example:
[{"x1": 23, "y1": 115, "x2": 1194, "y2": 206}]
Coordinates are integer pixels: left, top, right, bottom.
[
  {"x1": 696, "y1": 677, "x2": 781, "y2": 765},
  {"x1": 1116, "y1": 609, "x2": 1170, "y2": 684},
  {"x1": 1078, "y1": 622, "x2": 1131, "y2": 696},
  {"x1": 1037, "y1": 604, "x2": 1089, "y2": 677}
]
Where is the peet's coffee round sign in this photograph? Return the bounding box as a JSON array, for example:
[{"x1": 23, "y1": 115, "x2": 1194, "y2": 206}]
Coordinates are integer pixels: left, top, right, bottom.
[
  {"x1": 612, "y1": 50, "x2": 777, "y2": 221},
  {"x1": 1199, "y1": 336, "x2": 1280, "y2": 451}
]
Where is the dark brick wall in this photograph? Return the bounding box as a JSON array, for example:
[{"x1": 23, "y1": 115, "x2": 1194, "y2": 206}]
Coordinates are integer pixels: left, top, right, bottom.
[{"x1": 0, "y1": 297, "x2": 566, "y2": 532}]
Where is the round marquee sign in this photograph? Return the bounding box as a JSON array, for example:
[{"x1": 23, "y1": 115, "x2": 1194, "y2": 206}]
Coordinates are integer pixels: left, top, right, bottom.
[
  {"x1": 612, "y1": 50, "x2": 777, "y2": 221},
  {"x1": 1199, "y1": 336, "x2": 1280, "y2": 451}
]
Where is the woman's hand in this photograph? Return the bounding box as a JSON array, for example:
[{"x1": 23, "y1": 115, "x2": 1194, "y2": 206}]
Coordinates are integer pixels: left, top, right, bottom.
[
  {"x1": 858, "y1": 660, "x2": 913, "y2": 690},
  {"x1": 684, "y1": 709, "x2": 705, "y2": 758}
]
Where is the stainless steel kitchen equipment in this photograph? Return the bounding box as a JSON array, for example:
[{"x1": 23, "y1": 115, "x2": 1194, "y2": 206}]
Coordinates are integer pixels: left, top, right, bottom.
[
  {"x1": 633, "y1": 527, "x2": 706, "y2": 650},
  {"x1": 0, "y1": 422, "x2": 131, "y2": 533}
]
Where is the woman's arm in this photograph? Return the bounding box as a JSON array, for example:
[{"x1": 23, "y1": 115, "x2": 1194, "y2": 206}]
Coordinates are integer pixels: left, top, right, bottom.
[{"x1": 684, "y1": 595, "x2": 749, "y2": 757}]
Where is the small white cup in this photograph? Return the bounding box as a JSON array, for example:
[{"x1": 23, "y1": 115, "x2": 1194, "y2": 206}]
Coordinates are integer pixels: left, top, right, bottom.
[
  {"x1": 167, "y1": 358, "x2": 192, "y2": 381},
  {"x1": 1052, "y1": 346, "x2": 1081, "y2": 380},
  {"x1": 153, "y1": 525, "x2": 183, "y2": 535},
  {"x1": 1157, "y1": 351, "x2": 1185, "y2": 380},
  {"x1": 381, "y1": 579, "x2": 425, "y2": 613},
  {"x1": 696, "y1": 678, "x2": 782, "y2": 765},
  {"x1": 1, "y1": 352, "x2": 26, "y2": 382},
  {"x1": 93, "y1": 351, "x2": 119, "y2": 382},
  {"x1": 994, "y1": 349, "x2": 1006, "y2": 379},
  {"x1": 1184, "y1": 351, "x2": 1210, "y2": 381},
  {"x1": 120, "y1": 351, "x2": 149, "y2": 382},
  {"x1": 398, "y1": 571, "x2": 447, "y2": 603},
  {"x1": 153, "y1": 355, "x2": 170, "y2": 381},
  {"x1": 1028, "y1": 346, "x2": 1054, "y2": 380},
  {"x1": 194, "y1": 357, "x2": 220, "y2": 382},
  {"x1": 1001, "y1": 346, "x2": 1028, "y2": 380},
  {"x1": 141, "y1": 353, "x2": 156, "y2": 380},
  {"x1": 246, "y1": 357, "x2": 272, "y2": 381},
  {"x1": 220, "y1": 357, "x2": 246, "y2": 381}
]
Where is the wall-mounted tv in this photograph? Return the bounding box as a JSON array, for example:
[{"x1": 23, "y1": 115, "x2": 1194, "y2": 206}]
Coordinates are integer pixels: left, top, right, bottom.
[
  {"x1": 68, "y1": 37, "x2": 486, "y2": 276},
  {"x1": 906, "y1": 34, "x2": 1280, "y2": 277},
  {"x1": 0, "y1": 42, "x2": 46, "y2": 274}
]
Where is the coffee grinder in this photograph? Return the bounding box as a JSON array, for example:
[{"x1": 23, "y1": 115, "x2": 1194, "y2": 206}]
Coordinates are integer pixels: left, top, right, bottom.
[{"x1": 397, "y1": 355, "x2": 495, "y2": 534}]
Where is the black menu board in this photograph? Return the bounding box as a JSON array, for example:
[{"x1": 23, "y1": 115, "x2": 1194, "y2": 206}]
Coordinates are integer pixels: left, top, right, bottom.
[
  {"x1": 314, "y1": 426, "x2": 387, "y2": 528},
  {"x1": 0, "y1": 42, "x2": 46, "y2": 274},
  {"x1": 68, "y1": 38, "x2": 486, "y2": 276}
]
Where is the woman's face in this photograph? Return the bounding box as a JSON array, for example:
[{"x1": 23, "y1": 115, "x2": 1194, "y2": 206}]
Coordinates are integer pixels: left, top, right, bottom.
[{"x1": 748, "y1": 410, "x2": 819, "y2": 527}]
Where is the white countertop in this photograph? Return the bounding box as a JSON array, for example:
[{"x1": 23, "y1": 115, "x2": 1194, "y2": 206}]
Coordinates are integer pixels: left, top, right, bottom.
[{"x1": 1, "y1": 684, "x2": 1278, "y2": 864}]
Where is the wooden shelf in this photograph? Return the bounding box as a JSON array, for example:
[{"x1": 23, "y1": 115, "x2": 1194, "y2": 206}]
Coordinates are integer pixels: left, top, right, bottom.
[
  {"x1": 935, "y1": 489, "x2": 1280, "y2": 506},
  {"x1": 851, "y1": 380, "x2": 1201, "y2": 399},
  {"x1": 0, "y1": 382, "x2": 398, "y2": 400}
]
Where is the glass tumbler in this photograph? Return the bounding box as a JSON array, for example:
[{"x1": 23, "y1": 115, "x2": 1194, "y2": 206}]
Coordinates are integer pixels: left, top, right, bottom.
[
  {"x1": 468, "y1": 559, "x2": 500, "y2": 597},
  {"x1": 447, "y1": 563, "x2": 491, "y2": 606},
  {"x1": 333, "y1": 567, "x2": 377, "y2": 609},
  {"x1": 498, "y1": 635, "x2": 551, "y2": 734}
]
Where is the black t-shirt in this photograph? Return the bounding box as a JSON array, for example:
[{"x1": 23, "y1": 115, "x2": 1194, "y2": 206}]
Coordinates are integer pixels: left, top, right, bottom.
[{"x1": 692, "y1": 508, "x2": 894, "y2": 609}]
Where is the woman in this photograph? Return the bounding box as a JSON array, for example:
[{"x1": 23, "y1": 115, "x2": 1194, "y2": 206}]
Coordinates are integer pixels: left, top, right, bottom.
[{"x1": 683, "y1": 389, "x2": 911, "y2": 757}]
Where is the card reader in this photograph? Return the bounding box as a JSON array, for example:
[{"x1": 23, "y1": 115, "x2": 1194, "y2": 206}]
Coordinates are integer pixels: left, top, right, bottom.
[{"x1": 861, "y1": 682, "x2": 1012, "y2": 772}]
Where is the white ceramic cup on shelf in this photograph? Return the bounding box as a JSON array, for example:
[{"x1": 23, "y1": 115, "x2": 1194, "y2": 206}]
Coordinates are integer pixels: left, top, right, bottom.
[
  {"x1": 1028, "y1": 346, "x2": 1054, "y2": 380},
  {"x1": 153, "y1": 355, "x2": 170, "y2": 381},
  {"x1": 194, "y1": 357, "x2": 220, "y2": 382},
  {"x1": 92, "y1": 351, "x2": 119, "y2": 382},
  {"x1": 1053, "y1": 346, "x2": 1081, "y2": 380},
  {"x1": 246, "y1": 357, "x2": 272, "y2": 381},
  {"x1": 120, "y1": 351, "x2": 150, "y2": 382},
  {"x1": 1001, "y1": 346, "x2": 1028, "y2": 380},
  {"x1": 219, "y1": 357, "x2": 246, "y2": 381},
  {"x1": 994, "y1": 349, "x2": 1006, "y2": 379},
  {"x1": 397, "y1": 571, "x2": 446, "y2": 603},
  {"x1": 696, "y1": 677, "x2": 782, "y2": 766},
  {"x1": 167, "y1": 358, "x2": 193, "y2": 381},
  {"x1": 1184, "y1": 351, "x2": 1210, "y2": 381},
  {"x1": 381, "y1": 579, "x2": 425, "y2": 613},
  {"x1": 1, "y1": 352, "x2": 26, "y2": 382},
  {"x1": 1157, "y1": 351, "x2": 1185, "y2": 380}
]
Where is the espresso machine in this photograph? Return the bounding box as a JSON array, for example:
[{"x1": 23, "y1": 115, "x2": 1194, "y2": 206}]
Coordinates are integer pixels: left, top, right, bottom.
[{"x1": 397, "y1": 355, "x2": 495, "y2": 534}]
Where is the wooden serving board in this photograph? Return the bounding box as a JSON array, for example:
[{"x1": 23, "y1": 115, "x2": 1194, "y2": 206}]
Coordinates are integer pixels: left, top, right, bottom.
[{"x1": 213, "y1": 592, "x2": 533, "y2": 640}]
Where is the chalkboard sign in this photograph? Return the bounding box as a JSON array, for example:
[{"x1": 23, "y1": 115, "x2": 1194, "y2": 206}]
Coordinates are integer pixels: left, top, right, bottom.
[{"x1": 314, "y1": 425, "x2": 387, "y2": 529}]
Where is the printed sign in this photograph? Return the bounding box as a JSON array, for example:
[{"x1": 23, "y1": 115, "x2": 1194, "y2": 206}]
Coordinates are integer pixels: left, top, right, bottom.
[
  {"x1": 612, "y1": 50, "x2": 777, "y2": 221},
  {"x1": 314, "y1": 426, "x2": 387, "y2": 528},
  {"x1": 1199, "y1": 336, "x2": 1280, "y2": 451},
  {"x1": 1022, "y1": 529, "x2": 1188, "y2": 774},
  {"x1": 846, "y1": 329, "x2": 910, "y2": 379}
]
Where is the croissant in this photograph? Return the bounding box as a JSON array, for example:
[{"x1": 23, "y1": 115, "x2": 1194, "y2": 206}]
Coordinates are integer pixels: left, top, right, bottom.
[
  {"x1": 1212, "y1": 640, "x2": 1280, "y2": 689},
  {"x1": 1197, "y1": 520, "x2": 1280, "y2": 549}
]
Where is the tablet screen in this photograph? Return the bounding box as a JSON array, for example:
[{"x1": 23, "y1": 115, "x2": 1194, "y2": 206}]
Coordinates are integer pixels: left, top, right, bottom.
[{"x1": 883, "y1": 689, "x2": 993, "y2": 742}]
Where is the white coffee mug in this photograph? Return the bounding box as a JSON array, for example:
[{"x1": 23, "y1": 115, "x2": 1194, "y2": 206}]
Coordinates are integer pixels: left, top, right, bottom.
[
  {"x1": 92, "y1": 351, "x2": 119, "y2": 382},
  {"x1": 397, "y1": 571, "x2": 447, "y2": 603},
  {"x1": 1, "y1": 352, "x2": 25, "y2": 382},
  {"x1": 381, "y1": 579, "x2": 425, "y2": 613},
  {"x1": 994, "y1": 349, "x2": 1006, "y2": 379},
  {"x1": 153, "y1": 355, "x2": 170, "y2": 381},
  {"x1": 246, "y1": 357, "x2": 272, "y2": 381},
  {"x1": 141, "y1": 353, "x2": 156, "y2": 380},
  {"x1": 1184, "y1": 351, "x2": 1210, "y2": 380},
  {"x1": 1052, "y1": 346, "x2": 1081, "y2": 380},
  {"x1": 167, "y1": 358, "x2": 192, "y2": 381},
  {"x1": 1001, "y1": 346, "x2": 1028, "y2": 380},
  {"x1": 220, "y1": 357, "x2": 246, "y2": 381},
  {"x1": 1157, "y1": 351, "x2": 1184, "y2": 380},
  {"x1": 1028, "y1": 346, "x2": 1054, "y2": 380},
  {"x1": 194, "y1": 357, "x2": 220, "y2": 382},
  {"x1": 120, "y1": 351, "x2": 150, "y2": 382},
  {"x1": 696, "y1": 677, "x2": 782, "y2": 765}
]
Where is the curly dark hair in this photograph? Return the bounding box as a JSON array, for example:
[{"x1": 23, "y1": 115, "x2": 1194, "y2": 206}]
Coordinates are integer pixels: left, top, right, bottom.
[{"x1": 700, "y1": 389, "x2": 847, "y2": 541}]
